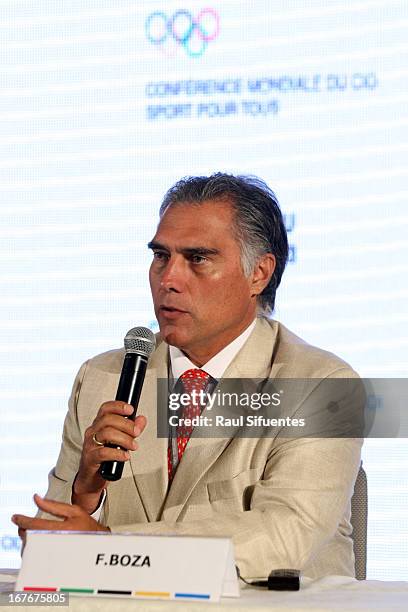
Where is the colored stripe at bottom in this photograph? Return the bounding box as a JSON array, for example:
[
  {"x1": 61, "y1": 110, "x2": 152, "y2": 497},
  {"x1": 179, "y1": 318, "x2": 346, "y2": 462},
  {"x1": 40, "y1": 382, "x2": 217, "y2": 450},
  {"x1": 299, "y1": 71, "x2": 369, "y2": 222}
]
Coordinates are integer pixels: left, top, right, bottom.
[
  {"x1": 175, "y1": 592, "x2": 210, "y2": 599},
  {"x1": 134, "y1": 591, "x2": 170, "y2": 598},
  {"x1": 97, "y1": 589, "x2": 132, "y2": 596},
  {"x1": 60, "y1": 588, "x2": 94, "y2": 594},
  {"x1": 23, "y1": 587, "x2": 57, "y2": 592}
]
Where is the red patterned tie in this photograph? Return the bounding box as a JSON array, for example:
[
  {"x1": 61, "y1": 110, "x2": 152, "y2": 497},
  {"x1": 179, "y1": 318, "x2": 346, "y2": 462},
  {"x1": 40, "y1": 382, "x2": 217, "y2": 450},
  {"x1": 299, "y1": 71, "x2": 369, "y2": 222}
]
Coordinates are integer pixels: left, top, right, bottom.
[{"x1": 168, "y1": 368, "x2": 210, "y2": 481}]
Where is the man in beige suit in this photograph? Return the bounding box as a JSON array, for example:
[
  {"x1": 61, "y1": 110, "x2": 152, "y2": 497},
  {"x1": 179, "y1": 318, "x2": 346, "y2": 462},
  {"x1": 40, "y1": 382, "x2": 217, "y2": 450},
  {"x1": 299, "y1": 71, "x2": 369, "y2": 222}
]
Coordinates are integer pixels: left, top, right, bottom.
[{"x1": 13, "y1": 173, "x2": 362, "y2": 579}]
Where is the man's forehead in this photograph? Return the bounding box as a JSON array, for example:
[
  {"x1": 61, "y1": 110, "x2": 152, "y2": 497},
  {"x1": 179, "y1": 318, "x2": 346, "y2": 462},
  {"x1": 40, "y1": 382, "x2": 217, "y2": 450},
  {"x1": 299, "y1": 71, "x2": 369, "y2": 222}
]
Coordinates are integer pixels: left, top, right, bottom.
[{"x1": 154, "y1": 198, "x2": 234, "y2": 240}]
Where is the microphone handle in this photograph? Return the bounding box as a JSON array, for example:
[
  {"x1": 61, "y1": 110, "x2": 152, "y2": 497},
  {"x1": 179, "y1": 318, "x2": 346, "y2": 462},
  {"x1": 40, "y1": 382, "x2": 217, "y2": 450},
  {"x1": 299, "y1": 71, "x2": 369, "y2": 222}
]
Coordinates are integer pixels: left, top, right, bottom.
[{"x1": 99, "y1": 353, "x2": 148, "y2": 481}]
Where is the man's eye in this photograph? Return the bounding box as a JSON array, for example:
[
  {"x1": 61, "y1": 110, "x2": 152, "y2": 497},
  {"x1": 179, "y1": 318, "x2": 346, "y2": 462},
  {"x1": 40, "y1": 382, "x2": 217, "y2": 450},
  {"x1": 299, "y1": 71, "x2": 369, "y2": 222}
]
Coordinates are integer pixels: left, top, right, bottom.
[
  {"x1": 153, "y1": 251, "x2": 168, "y2": 261},
  {"x1": 191, "y1": 254, "x2": 207, "y2": 264}
]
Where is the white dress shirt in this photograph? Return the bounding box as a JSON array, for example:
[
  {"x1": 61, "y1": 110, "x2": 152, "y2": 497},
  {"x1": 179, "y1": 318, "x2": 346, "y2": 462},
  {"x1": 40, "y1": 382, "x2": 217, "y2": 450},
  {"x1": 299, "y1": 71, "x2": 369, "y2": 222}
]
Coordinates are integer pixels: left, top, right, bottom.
[{"x1": 170, "y1": 318, "x2": 256, "y2": 382}]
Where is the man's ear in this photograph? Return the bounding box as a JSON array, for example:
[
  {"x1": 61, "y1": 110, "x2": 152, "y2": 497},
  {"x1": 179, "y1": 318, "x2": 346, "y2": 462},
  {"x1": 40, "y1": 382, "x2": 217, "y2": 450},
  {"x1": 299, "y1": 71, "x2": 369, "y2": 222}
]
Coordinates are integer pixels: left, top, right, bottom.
[{"x1": 250, "y1": 254, "x2": 276, "y2": 297}]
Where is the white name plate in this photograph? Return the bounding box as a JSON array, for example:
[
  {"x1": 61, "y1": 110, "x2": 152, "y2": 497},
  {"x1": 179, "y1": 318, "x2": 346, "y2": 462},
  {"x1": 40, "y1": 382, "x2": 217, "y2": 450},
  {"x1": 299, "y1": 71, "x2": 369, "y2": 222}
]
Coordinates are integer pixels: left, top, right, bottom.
[{"x1": 16, "y1": 531, "x2": 239, "y2": 602}]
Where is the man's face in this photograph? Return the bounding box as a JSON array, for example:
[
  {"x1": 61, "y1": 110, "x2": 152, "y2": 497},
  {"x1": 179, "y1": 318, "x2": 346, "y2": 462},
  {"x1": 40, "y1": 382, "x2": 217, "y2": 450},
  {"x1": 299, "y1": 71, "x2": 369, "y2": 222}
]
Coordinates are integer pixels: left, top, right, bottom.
[{"x1": 148, "y1": 199, "x2": 259, "y2": 365}]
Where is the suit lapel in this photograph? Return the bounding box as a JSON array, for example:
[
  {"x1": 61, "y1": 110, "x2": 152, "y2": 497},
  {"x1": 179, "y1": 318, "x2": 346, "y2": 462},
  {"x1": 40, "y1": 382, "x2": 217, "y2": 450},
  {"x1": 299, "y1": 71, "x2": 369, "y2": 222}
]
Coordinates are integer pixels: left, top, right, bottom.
[
  {"x1": 221, "y1": 317, "x2": 278, "y2": 380},
  {"x1": 162, "y1": 317, "x2": 279, "y2": 521}
]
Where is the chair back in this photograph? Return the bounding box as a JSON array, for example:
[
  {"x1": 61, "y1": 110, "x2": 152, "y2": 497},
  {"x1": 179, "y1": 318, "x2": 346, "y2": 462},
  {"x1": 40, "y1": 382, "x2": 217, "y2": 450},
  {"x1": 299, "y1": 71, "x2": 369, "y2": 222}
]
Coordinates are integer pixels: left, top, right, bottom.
[{"x1": 350, "y1": 463, "x2": 368, "y2": 580}]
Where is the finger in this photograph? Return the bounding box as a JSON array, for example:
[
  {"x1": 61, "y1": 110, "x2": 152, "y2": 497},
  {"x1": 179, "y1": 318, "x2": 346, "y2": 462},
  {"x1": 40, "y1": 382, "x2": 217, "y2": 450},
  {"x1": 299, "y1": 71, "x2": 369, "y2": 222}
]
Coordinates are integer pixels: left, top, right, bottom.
[
  {"x1": 98, "y1": 412, "x2": 138, "y2": 434},
  {"x1": 17, "y1": 527, "x2": 27, "y2": 551},
  {"x1": 98, "y1": 401, "x2": 134, "y2": 418},
  {"x1": 75, "y1": 445, "x2": 130, "y2": 481},
  {"x1": 33, "y1": 494, "x2": 82, "y2": 519},
  {"x1": 17, "y1": 527, "x2": 26, "y2": 541},
  {"x1": 86, "y1": 417, "x2": 135, "y2": 447},
  {"x1": 91, "y1": 446, "x2": 131, "y2": 464},
  {"x1": 92, "y1": 426, "x2": 138, "y2": 451},
  {"x1": 95, "y1": 413, "x2": 147, "y2": 440},
  {"x1": 89, "y1": 413, "x2": 143, "y2": 445},
  {"x1": 11, "y1": 514, "x2": 61, "y2": 531},
  {"x1": 134, "y1": 415, "x2": 147, "y2": 437}
]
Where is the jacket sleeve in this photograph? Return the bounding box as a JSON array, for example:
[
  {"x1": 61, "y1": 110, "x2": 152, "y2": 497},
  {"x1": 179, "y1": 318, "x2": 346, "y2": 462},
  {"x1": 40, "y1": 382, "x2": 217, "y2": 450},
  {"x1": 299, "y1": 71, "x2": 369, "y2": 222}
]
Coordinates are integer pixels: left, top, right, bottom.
[{"x1": 37, "y1": 361, "x2": 89, "y2": 519}]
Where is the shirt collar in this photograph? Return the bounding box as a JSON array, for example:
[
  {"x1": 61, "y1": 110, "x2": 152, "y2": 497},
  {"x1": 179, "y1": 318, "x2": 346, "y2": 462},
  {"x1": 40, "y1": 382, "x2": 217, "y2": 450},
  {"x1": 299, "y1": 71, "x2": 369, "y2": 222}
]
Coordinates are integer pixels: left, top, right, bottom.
[{"x1": 169, "y1": 319, "x2": 257, "y2": 382}]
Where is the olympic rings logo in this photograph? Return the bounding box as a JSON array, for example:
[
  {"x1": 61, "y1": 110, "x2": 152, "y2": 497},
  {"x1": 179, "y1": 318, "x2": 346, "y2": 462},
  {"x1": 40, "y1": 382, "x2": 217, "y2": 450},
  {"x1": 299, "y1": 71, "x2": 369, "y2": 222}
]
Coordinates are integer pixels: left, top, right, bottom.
[{"x1": 145, "y1": 8, "x2": 220, "y2": 57}]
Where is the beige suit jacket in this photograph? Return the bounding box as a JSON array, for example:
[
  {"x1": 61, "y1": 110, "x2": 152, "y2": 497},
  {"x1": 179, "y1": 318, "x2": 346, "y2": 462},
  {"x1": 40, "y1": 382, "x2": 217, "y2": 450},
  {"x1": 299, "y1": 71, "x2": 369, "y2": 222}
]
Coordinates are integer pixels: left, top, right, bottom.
[{"x1": 42, "y1": 317, "x2": 362, "y2": 579}]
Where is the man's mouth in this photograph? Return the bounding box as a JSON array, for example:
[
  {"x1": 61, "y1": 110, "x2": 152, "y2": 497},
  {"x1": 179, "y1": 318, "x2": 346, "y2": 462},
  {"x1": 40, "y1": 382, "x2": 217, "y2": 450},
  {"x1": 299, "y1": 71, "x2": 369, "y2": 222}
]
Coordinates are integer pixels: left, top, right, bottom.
[
  {"x1": 159, "y1": 306, "x2": 188, "y2": 316},
  {"x1": 160, "y1": 306, "x2": 184, "y2": 312}
]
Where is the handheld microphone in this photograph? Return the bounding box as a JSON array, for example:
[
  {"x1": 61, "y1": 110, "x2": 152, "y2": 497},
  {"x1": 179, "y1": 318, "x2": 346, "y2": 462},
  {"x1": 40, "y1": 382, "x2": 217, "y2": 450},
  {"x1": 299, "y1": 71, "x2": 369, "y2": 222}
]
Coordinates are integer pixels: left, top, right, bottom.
[{"x1": 99, "y1": 326, "x2": 156, "y2": 482}]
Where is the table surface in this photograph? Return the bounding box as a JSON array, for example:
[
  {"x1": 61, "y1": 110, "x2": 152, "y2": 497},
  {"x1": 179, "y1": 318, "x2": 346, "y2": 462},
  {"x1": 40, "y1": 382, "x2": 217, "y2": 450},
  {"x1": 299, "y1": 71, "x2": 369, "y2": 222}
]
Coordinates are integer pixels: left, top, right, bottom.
[{"x1": 1, "y1": 570, "x2": 408, "y2": 612}]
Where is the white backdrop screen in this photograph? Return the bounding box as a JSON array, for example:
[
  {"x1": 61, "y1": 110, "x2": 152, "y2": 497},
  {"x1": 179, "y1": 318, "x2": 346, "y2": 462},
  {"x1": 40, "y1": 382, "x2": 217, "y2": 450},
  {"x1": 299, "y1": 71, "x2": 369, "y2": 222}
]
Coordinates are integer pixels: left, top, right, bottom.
[{"x1": 1, "y1": 0, "x2": 407, "y2": 579}]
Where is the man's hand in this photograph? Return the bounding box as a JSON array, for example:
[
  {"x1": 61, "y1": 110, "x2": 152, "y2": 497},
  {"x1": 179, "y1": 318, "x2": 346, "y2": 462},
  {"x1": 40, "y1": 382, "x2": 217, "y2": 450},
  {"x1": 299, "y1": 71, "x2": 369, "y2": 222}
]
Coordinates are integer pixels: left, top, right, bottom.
[
  {"x1": 12, "y1": 494, "x2": 110, "y2": 548},
  {"x1": 72, "y1": 402, "x2": 147, "y2": 513}
]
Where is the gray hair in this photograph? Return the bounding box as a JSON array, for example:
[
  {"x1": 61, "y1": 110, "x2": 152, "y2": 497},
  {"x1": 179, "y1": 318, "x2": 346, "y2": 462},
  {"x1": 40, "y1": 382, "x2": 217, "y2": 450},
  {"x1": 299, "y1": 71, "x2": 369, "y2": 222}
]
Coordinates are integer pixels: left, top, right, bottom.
[{"x1": 159, "y1": 173, "x2": 289, "y2": 315}]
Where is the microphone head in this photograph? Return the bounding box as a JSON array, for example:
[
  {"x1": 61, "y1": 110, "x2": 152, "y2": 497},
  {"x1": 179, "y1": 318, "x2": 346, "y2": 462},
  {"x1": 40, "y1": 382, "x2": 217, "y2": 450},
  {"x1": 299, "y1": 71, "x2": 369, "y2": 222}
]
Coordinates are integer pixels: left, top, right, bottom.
[{"x1": 124, "y1": 326, "x2": 156, "y2": 357}]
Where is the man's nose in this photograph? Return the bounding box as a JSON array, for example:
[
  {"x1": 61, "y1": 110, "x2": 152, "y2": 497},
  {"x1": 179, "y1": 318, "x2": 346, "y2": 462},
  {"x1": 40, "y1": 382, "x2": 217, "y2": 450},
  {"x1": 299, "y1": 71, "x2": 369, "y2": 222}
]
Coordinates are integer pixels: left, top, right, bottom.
[{"x1": 159, "y1": 256, "x2": 186, "y2": 292}]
